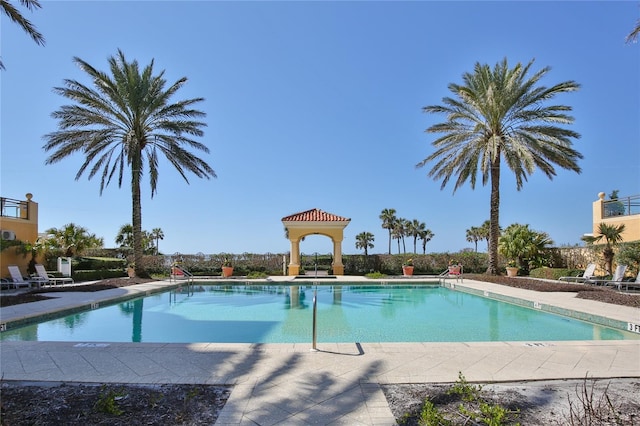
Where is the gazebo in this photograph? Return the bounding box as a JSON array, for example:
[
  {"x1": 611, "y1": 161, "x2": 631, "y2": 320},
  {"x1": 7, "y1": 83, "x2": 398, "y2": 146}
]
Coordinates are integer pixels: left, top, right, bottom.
[{"x1": 281, "y1": 208, "x2": 351, "y2": 276}]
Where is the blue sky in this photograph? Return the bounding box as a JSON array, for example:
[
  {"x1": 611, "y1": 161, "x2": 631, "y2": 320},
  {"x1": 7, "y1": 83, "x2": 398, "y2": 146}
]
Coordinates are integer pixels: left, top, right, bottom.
[{"x1": 1, "y1": 1, "x2": 638, "y2": 257}]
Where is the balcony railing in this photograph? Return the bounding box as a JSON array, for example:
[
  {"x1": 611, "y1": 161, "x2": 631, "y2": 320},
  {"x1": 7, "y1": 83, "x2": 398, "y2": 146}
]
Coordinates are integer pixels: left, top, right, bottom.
[
  {"x1": 0, "y1": 197, "x2": 29, "y2": 220},
  {"x1": 603, "y1": 194, "x2": 640, "y2": 218}
]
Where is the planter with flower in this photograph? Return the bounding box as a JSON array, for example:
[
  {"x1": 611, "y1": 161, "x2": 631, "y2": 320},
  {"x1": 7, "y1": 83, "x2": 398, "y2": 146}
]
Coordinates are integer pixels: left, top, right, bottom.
[
  {"x1": 402, "y1": 258, "x2": 414, "y2": 276},
  {"x1": 448, "y1": 259, "x2": 461, "y2": 276},
  {"x1": 505, "y1": 260, "x2": 519, "y2": 277},
  {"x1": 221, "y1": 257, "x2": 233, "y2": 277}
]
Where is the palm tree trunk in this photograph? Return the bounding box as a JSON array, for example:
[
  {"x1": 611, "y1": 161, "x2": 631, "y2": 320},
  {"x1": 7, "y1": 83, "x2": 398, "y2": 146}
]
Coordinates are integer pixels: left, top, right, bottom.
[
  {"x1": 131, "y1": 156, "x2": 147, "y2": 278},
  {"x1": 387, "y1": 230, "x2": 392, "y2": 255},
  {"x1": 487, "y1": 157, "x2": 501, "y2": 275}
]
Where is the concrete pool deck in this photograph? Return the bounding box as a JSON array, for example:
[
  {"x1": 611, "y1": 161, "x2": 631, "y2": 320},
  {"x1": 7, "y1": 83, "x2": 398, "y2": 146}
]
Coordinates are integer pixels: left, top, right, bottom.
[{"x1": 1, "y1": 276, "x2": 639, "y2": 425}]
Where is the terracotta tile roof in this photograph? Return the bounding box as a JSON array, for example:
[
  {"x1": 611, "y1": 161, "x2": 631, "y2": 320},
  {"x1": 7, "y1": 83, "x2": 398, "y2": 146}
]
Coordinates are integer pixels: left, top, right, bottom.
[{"x1": 281, "y1": 208, "x2": 350, "y2": 222}]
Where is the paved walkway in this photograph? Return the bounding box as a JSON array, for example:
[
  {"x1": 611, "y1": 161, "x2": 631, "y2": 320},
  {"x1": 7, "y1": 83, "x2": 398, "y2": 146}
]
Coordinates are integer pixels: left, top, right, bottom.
[{"x1": 1, "y1": 277, "x2": 639, "y2": 425}]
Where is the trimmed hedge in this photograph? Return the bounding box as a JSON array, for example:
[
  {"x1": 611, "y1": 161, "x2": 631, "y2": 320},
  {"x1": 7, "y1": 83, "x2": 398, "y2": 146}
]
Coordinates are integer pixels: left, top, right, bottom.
[
  {"x1": 529, "y1": 267, "x2": 584, "y2": 280},
  {"x1": 72, "y1": 269, "x2": 127, "y2": 281}
]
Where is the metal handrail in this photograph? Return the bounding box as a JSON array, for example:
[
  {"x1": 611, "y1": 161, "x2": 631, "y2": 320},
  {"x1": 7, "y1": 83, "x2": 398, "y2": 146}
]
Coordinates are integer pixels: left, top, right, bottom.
[
  {"x1": 603, "y1": 194, "x2": 640, "y2": 217},
  {"x1": 0, "y1": 197, "x2": 29, "y2": 219}
]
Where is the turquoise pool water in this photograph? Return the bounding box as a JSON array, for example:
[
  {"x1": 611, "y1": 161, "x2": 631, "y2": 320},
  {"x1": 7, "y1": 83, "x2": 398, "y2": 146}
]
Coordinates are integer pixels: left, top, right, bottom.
[{"x1": 2, "y1": 284, "x2": 636, "y2": 343}]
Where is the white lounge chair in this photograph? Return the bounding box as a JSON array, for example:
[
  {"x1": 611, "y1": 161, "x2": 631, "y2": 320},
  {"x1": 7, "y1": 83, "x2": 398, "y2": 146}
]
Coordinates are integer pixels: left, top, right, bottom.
[
  {"x1": 618, "y1": 270, "x2": 640, "y2": 292},
  {"x1": 7, "y1": 265, "x2": 42, "y2": 289},
  {"x1": 558, "y1": 263, "x2": 596, "y2": 283},
  {"x1": 586, "y1": 264, "x2": 627, "y2": 289},
  {"x1": 35, "y1": 264, "x2": 74, "y2": 286}
]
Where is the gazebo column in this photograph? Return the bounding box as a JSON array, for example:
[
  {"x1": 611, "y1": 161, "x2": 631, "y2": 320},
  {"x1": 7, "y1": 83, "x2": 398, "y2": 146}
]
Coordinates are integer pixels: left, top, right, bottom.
[
  {"x1": 332, "y1": 238, "x2": 345, "y2": 276},
  {"x1": 288, "y1": 239, "x2": 301, "y2": 276}
]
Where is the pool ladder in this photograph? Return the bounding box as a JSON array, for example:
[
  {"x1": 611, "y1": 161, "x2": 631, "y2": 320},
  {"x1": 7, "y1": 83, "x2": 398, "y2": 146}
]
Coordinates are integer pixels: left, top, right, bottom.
[{"x1": 170, "y1": 265, "x2": 194, "y2": 293}]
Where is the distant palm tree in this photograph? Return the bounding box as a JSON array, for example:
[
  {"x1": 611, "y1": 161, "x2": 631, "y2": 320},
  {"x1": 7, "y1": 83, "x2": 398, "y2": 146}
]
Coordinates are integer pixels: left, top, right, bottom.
[
  {"x1": 466, "y1": 226, "x2": 483, "y2": 252},
  {"x1": 417, "y1": 58, "x2": 582, "y2": 274},
  {"x1": 355, "y1": 232, "x2": 375, "y2": 256},
  {"x1": 150, "y1": 228, "x2": 164, "y2": 255},
  {"x1": 397, "y1": 218, "x2": 410, "y2": 254},
  {"x1": 419, "y1": 229, "x2": 434, "y2": 254},
  {"x1": 582, "y1": 223, "x2": 626, "y2": 275},
  {"x1": 45, "y1": 223, "x2": 103, "y2": 257},
  {"x1": 409, "y1": 219, "x2": 426, "y2": 254},
  {"x1": 43, "y1": 50, "x2": 216, "y2": 278},
  {"x1": 379, "y1": 208, "x2": 397, "y2": 255},
  {"x1": 115, "y1": 224, "x2": 134, "y2": 248},
  {"x1": 479, "y1": 220, "x2": 491, "y2": 251},
  {"x1": 0, "y1": 0, "x2": 45, "y2": 70}
]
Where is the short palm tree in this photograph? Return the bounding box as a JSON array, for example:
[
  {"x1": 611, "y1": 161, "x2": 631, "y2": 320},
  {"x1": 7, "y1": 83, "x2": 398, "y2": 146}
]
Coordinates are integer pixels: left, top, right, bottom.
[
  {"x1": 417, "y1": 58, "x2": 582, "y2": 274},
  {"x1": 45, "y1": 223, "x2": 103, "y2": 257},
  {"x1": 582, "y1": 223, "x2": 626, "y2": 275},
  {"x1": 355, "y1": 231, "x2": 375, "y2": 256},
  {"x1": 115, "y1": 224, "x2": 134, "y2": 248},
  {"x1": 498, "y1": 223, "x2": 553, "y2": 274},
  {"x1": 43, "y1": 50, "x2": 216, "y2": 277},
  {"x1": 0, "y1": 0, "x2": 45, "y2": 70},
  {"x1": 379, "y1": 208, "x2": 397, "y2": 255}
]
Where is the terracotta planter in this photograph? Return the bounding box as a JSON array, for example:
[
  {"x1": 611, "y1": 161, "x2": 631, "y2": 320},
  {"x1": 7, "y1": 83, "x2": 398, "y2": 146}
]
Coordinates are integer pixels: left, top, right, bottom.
[
  {"x1": 222, "y1": 266, "x2": 234, "y2": 277},
  {"x1": 402, "y1": 266, "x2": 414, "y2": 276},
  {"x1": 448, "y1": 265, "x2": 461, "y2": 276},
  {"x1": 506, "y1": 267, "x2": 518, "y2": 277}
]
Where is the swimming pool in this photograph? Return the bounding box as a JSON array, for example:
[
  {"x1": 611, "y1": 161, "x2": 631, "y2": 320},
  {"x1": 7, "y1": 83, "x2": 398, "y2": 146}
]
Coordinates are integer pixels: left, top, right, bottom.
[{"x1": 1, "y1": 284, "x2": 637, "y2": 343}]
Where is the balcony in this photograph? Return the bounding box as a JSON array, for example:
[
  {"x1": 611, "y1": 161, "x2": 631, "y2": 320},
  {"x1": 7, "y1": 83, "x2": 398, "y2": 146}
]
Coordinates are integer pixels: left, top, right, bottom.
[
  {"x1": 603, "y1": 194, "x2": 640, "y2": 218},
  {"x1": 0, "y1": 197, "x2": 29, "y2": 220}
]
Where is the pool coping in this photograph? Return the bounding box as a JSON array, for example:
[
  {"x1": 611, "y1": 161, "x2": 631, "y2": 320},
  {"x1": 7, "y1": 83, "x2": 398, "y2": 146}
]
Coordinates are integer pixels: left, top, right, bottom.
[
  {"x1": 1, "y1": 276, "x2": 639, "y2": 336},
  {"x1": 1, "y1": 277, "x2": 639, "y2": 337}
]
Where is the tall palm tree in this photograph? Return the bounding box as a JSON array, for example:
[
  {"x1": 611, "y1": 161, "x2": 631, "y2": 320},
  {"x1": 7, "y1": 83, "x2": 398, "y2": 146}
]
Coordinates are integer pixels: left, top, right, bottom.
[
  {"x1": 45, "y1": 223, "x2": 103, "y2": 257},
  {"x1": 355, "y1": 231, "x2": 375, "y2": 256},
  {"x1": 416, "y1": 58, "x2": 582, "y2": 274},
  {"x1": 0, "y1": 0, "x2": 45, "y2": 70},
  {"x1": 379, "y1": 208, "x2": 397, "y2": 255},
  {"x1": 582, "y1": 223, "x2": 626, "y2": 275},
  {"x1": 409, "y1": 219, "x2": 426, "y2": 254},
  {"x1": 150, "y1": 228, "x2": 164, "y2": 255},
  {"x1": 43, "y1": 50, "x2": 216, "y2": 277}
]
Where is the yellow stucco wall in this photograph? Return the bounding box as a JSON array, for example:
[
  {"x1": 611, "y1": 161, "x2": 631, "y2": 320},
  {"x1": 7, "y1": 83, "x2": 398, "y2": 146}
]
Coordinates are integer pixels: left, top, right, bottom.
[
  {"x1": 592, "y1": 192, "x2": 640, "y2": 242},
  {"x1": 0, "y1": 194, "x2": 39, "y2": 278}
]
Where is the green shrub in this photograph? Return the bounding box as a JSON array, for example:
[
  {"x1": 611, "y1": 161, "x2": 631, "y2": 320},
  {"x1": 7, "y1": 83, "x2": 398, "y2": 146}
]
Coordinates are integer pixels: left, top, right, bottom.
[
  {"x1": 74, "y1": 257, "x2": 127, "y2": 271},
  {"x1": 530, "y1": 267, "x2": 582, "y2": 280},
  {"x1": 73, "y1": 269, "x2": 127, "y2": 282},
  {"x1": 365, "y1": 272, "x2": 387, "y2": 279}
]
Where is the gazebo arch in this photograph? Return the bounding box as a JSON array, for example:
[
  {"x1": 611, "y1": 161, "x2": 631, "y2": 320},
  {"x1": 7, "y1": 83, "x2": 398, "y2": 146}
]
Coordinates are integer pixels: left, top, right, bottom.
[{"x1": 281, "y1": 208, "x2": 351, "y2": 276}]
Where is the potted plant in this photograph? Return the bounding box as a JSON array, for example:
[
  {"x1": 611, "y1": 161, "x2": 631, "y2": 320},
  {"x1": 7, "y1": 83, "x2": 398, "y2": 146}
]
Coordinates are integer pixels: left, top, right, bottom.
[
  {"x1": 221, "y1": 257, "x2": 233, "y2": 277},
  {"x1": 505, "y1": 260, "x2": 518, "y2": 277},
  {"x1": 448, "y1": 259, "x2": 461, "y2": 276},
  {"x1": 402, "y1": 258, "x2": 414, "y2": 276},
  {"x1": 127, "y1": 263, "x2": 136, "y2": 278}
]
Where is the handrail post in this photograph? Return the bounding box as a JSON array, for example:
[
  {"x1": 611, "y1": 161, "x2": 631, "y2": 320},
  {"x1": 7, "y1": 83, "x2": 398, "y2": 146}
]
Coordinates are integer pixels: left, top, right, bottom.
[{"x1": 311, "y1": 288, "x2": 318, "y2": 351}]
